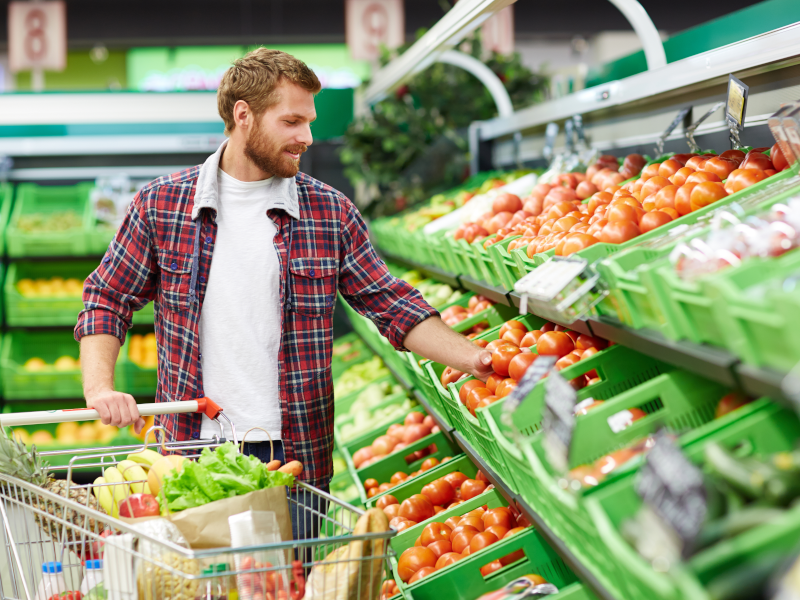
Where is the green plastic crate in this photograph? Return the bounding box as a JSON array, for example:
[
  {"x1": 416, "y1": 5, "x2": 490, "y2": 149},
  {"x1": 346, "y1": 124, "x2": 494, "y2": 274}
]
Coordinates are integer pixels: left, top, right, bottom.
[
  {"x1": 1, "y1": 330, "x2": 83, "y2": 399},
  {"x1": 488, "y1": 235, "x2": 522, "y2": 291},
  {"x1": 0, "y1": 183, "x2": 15, "y2": 255},
  {"x1": 336, "y1": 391, "x2": 416, "y2": 445},
  {"x1": 474, "y1": 236, "x2": 503, "y2": 287},
  {"x1": 390, "y1": 489, "x2": 578, "y2": 600},
  {"x1": 585, "y1": 400, "x2": 800, "y2": 600},
  {"x1": 331, "y1": 333, "x2": 373, "y2": 381},
  {"x1": 7, "y1": 183, "x2": 94, "y2": 257},
  {"x1": 115, "y1": 332, "x2": 158, "y2": 396}
]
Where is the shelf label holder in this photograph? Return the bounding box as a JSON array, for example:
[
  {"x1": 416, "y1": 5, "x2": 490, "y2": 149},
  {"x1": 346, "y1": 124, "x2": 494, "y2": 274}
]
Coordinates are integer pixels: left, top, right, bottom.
[
  {"x1": 725, "y1": 74, "x2": 749, "y2": 150},
  {"x1": 685, "y1": 102, "x2": 724, "y2": 154}
]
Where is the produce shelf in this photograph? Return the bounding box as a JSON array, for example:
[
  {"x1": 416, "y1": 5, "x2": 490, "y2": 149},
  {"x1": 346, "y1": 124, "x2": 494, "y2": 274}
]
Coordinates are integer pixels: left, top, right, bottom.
[{"x1": 459, "y1": 274, "x2": 512, "y2": 306}]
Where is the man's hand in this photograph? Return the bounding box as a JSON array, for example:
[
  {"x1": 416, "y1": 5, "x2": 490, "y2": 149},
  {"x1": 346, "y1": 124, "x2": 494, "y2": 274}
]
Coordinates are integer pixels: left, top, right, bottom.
[
  {"x1": 470, "y1": 349, "x2": 494, "y2": 382},
  {"x1": 86, "y1": 389, "x2": 145, "y2": 433}
]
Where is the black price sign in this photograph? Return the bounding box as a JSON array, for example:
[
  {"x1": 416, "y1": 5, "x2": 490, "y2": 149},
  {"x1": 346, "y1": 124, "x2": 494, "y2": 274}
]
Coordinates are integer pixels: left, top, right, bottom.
[
  {"x1": 541, "y1": 370, "x2": 578, "y2": 474},
  {"x1": 635, "y1": 430, "x2": 707, "y2": 558},
  {"x1": 502, "y1": 355, "x2": 556, "y2": 427},
  {"x1": 726, "y1": 75, "x2": 749, "y2": 149}
]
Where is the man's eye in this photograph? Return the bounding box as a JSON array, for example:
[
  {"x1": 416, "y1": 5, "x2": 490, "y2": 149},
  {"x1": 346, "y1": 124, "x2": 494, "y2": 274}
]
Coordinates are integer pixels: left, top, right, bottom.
[{"x1": 285, "y1": 120, "x2": 297, "y2": 125}]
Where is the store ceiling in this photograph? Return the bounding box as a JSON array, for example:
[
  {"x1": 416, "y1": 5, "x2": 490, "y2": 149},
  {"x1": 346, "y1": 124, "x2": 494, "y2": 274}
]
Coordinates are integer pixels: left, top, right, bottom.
[{"x1": 0, "y1": 0, "x2": 767, "y2": 49}]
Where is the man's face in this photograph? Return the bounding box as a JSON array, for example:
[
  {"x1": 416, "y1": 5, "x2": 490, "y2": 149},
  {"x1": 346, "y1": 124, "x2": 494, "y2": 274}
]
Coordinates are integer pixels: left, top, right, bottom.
[{"x1": 244, "y1": 80, "x2": 317, "y2": 178}]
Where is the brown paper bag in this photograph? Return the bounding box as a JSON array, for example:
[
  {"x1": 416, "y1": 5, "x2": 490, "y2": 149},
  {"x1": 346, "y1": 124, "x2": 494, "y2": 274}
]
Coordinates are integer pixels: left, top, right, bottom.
[{"x1": 166, "y1": 486, "x2": 294, "y2": 549}]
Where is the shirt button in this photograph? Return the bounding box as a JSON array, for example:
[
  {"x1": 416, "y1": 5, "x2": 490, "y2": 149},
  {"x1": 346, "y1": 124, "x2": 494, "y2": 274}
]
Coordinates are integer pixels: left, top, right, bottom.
[
  {"x1": 102, "y1": 257, "x2": 111, "y2": 263},
  {"x1": 199, "y1": 276, "x2": 206, "y2": 283},
  {"x1": 205, "y1": 237, "x2": 212, "y2": 244},
  {"x1": 309, "y1": 269, "x2": 315, "y2": 276},
  {"x1": 199, "y1": 352, "x2": 202, "y2": 359},
  {"x1": 191, "y1": 432, "x2": 199, "y2": 439},
  {"x1": 170, "y1": 261, "x2": 178, "y2": 270}
]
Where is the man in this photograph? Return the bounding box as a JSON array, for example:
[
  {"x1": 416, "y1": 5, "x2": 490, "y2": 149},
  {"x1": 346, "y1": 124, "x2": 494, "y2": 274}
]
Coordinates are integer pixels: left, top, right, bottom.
[{"x1": 76, "y1": 48, "x2": 492, "y2": 495}]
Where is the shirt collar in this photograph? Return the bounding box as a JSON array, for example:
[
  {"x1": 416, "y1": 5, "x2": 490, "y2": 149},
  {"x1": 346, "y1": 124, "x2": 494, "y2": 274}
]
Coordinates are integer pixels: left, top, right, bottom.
[{"x1": 192, "y1": 139, "x2": 301, "y2": 221}]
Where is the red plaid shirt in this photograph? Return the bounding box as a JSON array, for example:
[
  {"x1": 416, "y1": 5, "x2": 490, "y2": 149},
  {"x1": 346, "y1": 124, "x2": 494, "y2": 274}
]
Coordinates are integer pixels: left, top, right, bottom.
[{"x1": 75, "y1": 161, "x2": 436, "y2": 488}]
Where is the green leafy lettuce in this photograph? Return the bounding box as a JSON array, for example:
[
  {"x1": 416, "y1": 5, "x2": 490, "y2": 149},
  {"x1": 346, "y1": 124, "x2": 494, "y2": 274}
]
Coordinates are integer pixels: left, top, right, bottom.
[{"x1": 160, "y1": 442, "x2": 295, "y2": 512}]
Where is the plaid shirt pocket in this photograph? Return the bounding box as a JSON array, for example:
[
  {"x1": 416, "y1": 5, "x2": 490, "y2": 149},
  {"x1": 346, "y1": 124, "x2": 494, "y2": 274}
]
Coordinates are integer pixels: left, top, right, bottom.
[
  {"x1": 157, "y1": 248, "x2": 193, "y2": 313},
  {"x1": 288, "y1": 257, "x2": 338, "y2": 317}
]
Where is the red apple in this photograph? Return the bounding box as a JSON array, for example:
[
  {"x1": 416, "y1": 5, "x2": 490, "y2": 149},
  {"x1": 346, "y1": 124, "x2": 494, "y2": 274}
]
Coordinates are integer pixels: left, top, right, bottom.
[{"x1": 118, "y1": 493, "x2": 160, "y2": 518}]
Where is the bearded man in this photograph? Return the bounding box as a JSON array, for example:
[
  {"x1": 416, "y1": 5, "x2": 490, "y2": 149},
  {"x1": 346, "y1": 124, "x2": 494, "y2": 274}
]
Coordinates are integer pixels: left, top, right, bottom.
[{"x1": 75, "y1": 48, "x2": 492, "y2": 534}]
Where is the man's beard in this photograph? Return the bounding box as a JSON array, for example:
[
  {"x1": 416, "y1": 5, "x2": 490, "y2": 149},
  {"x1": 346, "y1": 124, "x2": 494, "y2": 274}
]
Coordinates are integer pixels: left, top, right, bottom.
[{"x1": 244, "y1": 120, "x2": 307, "y2": 178}]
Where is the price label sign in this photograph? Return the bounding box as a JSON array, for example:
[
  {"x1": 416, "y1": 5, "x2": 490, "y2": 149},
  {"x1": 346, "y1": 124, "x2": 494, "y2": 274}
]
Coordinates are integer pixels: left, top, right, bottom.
[
  {"x1": 502, "y1": 355, "x2": 556, "y2": 425},
  {"x1": 635, "y1": 430, "x2": 707, "y2": 558},
  {"x1": 541, "y1": 370, "x2": 577, "y2": 474},
  {"x1": 8, "y1": 1, "x2": 66, "y2": 72},
  {"x1": 726, "y1": 75, "x2": 750, "y2": 149}
]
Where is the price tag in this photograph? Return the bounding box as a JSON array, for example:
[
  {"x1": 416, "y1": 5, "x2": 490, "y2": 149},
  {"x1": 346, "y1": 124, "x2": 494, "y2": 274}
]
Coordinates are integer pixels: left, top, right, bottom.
[
  {"x1": 726, "y1": 75, "x2": 749, "y2": 149},
  {"x1": 541, "y1": 370, "x2": 577, "y2": 474},
  {"x1": 606, "y1": 409, "x2": 637, "y2": 433},
  {"x1": 515, "y1": 259, "x2": 587, "y2": 303},
  {"x1": 685, "y1": 102, "x2": 724, "y2": 153},
  {"x1": 655, "y1": 107, "x2": 691, "y2": 157},
  {"x1": 502, "y1": 355, "x2": 556, "y2": 419},
  {"x1": 543, "y1": 123, "x2": 559, "y2": 165},
  {"x1": 635, "y1": 430, "x2": 707, "y2": 559},
  {"x1": 515, "y1": 257, "x2": 604, "y2": 323}
]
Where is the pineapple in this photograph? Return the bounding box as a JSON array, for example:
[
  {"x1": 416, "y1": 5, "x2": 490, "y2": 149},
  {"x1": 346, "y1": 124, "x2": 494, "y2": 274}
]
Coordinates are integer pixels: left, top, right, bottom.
[{"x1": 0, "y1": 427, "x2": 103, "y2": 544}]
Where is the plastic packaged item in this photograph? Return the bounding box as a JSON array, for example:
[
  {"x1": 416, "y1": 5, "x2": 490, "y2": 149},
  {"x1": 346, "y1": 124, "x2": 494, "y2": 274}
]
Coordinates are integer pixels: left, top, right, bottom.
[
  {"x1": 476, "y1": 576, "x2": 559, "y2": 599},
  {"x1": 228, "y1": 510, "x2": 287, "y2": 600},
  {"x1": 35, "y1": 561, "x2": 67, "y2": 600},
  {"x1": 202, "y1": 564, "x2": 230, "y2": 600},
  {"x1": 132, "y1": 519, "x2": 200, "y2": 600},
  {"x1": 80, "y1": 560, "x2": 105, "y2": 596}
]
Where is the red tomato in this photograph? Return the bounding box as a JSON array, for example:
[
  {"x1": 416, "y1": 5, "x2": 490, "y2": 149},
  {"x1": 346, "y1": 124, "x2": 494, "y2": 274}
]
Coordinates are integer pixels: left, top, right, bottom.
[
  {"x1": 421, "y1": 479, "x2": 455, "y2": 506},
  {"x1": 501, "y1": 329, "x2": 526, "y2": 346},
  {"x1": 420, "y1": 522, "x2": 452, "y2": 546},
  {"x1": 458, "y1": 380, "x2": 486, "y2": 404},
  {"x1": 451, "y1": 527, "x2": 480, "y2": 554},
  {"x1": 408, "y1": 566, "x2": 436, "y2": 584},
  {"x1": 421, "y1": 457, "x2": 440, "y2": 472},
  {"x1": 703, "y1": 157, "x2": 738, "y2": 179},
  {"x1": 485, "y1": 339, "x2": 506, "y2": 354},
  {"x1": 715, "y1": 392, "x2": 752, "y2": 418},
  {"x1": 561, "y1": 233, "x2": 600, "y2": 256},
  {"x1": 690, "y1": 182, "x2": 727, "y2": 212},
  {"x1": 376, "y1": 495, "x2": 398, "y2": 510},
  {"x1": 654, "y1": 185, "x2": 679, "y2": 210},
  {"x1": 473, "y1": 338, "x2": 489, "y2": 349},
  {"x1": 640, "y1": 163, "x2": 660, "y2": 181},
  {"x1": 499, "y1": 320, "x2": 528, "y2": 338},
  {"x1": 725, "y1": 168, "x2": 768, "y2": 193},
  {"x1": 456, "y1": 516, "x2": 485, "y2": 532},
  {"x1": 520, "y1": 331, "x2": 540, "y2": 348},
  {"x1": 470, "y1": 531, "x2": 499, "y2": 553},
  {"x1": 440, "y1": 367, "x2": 465, "y2": 387},
  {"x1": 364, "y1": 478, "x2": 378, "y2": 490},
  {"x1": 383, "y1": 504, "x2": 400, "y2": 520},
  {"x1": 508, "y1": 352, "x2": 537, "y2": 381},
  {"x1": 486, "y1": 373, "x2": 504, "y2": 394},
  {"x1": 495, "y1": 378, "x2": 518, "y2": 398},
  {"x1": 674, "y1": 183, "x2": 697, "y2": 216},
  {"x1": 427, "y1": 539, "x2": 452, "y2": 559},
  {"x1": 397, "y1": 546, "x2": 436, "y2": 581},
  {"x1": 741, "y1": 151, "x2": 774, "y2": 171},
  {"x1": 555, "y1": 353, "x2": 581, "y2": 371},
  {"x1": 486, "y1": 525, "x2": 509, "y2": 540},
  {"x1": 719, "y1": 149, "x2": 745, "y2": 164},
  {"x1": 641, "y1": 176, "x2": 671, "y2": 199},
  {"x1": 435, "y1": 552, "x2": 463, "y2": 570},
  {"x1": 600, "y1": 220, "x2": 641, "y2": 244},
  {"x1": 670, "y1": 166, "x2": 695, "y2": 186},
  {"x1": 483, "y1": 508, "x2": 514, "y2": 529},
  {"x1": 466, "y1": 386, "x2": 493, "y2": 408},
  {"x1": 536, "y1": 331, "x2": 574, "y2": 357},
  {"x1": 492, "y1": 343, "x2": 522, "y2": 377},
  {"x1": 492, "y1": 192, "x2": 523, "y2": 214},
  {"x1": 686, "y1": 171, "x2": 722, "y2": 185},
  {"x1": 499, "y1": 549, "x2": 526, "y2": 566},
  {"x1": 504, "y1": 527, "x2": 527, "y2": 538},
  {"x1": 399, "y1": 496, "x2": 435, "y2": 523},
  {"x1": 575, "y1": 334, "x2": 606, "y2": 350},
  {"x1": 685, "y1": 155, "x2": 710, "y2": 171},
  {"x1": 443, "y1": 471, "x2": 469, "y2": 490},
  {"x1": 461, "y1": 479, "x2": 488, "y2": 501},
  {"x1": 395, "y1": 518, "x2": 417, "y2": 532},
  {"x1": 771, "y1": 143, "x2": 789, "y2": 171},
  {"x1": 480, "y1": 560, "x2": 504, "y2": 576},
  {"x1": 640, "y1": 210, "x2": 673, "y2": 233},
  {"x1": 657, "y1": 159, "x2": 682, "y2": 179}
]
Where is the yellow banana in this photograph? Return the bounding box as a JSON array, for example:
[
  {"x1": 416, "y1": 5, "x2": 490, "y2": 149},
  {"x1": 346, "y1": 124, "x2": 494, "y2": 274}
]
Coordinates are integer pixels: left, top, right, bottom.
[
  {"x1": 103, "y1": 466, "x2": 130, "y2": 512},
  {"x1": 92, "y1": 477, "x2": 114, "y2": 516},
  {"x1": 116, "y1": 460, "x2": 151, "y2": 495},
  {"x1": 126, "y1": 448, "x2": 162, "y2": 468}
]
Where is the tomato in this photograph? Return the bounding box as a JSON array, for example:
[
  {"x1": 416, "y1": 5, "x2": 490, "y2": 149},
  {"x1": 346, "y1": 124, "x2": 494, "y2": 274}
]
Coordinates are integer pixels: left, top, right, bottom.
[
  {"x1": 486, "y1": 373, "x2": 504, "y2": 394},
  {"x1": 461, "y1": 479, "x2": 488, "y2": 501},
  {"x1": 639, "y1": 210, "x2": 673, "y2": 233},
  {"x1": 641, "y1": 176, "x2": 671, "y2": 199},
  {"x1": 421, "y1": 479, "x2": 455, "y2": 506},
  {"x1": 640, "y1": 163, "x2": 660, "y2": 181},
  {"x1": 600, "y1": 220, "x2": 641, "y2": 244},
  {"x1": 427, "y1": 539, "x2": 452, "y2": 559},
  {"x1": 364, "y1": 478, "x2": 378, "y2": 490},
  {"x1": 472, "y1": 300, "x2": 493, "y2": 314},
  {"x1": 741, "y1": 151, "x2": 774, "y2": 171},
  {"x1": 555, "y1": 353, "x2": 580, "y2": 371},
  {"x1": 466, "y1": 507, "x2": 487, "y2": 519},
  {"x1": 508, "y1": 352, "x2": 537, "y2": 381},
  {"x1": 575, "y1": 334, "x2": 606, "y2": 350},
  {"x1": 719, "y1": 149, "x2": 745, "y2": 164},
  {"x1": 473, "y1": 338, "x2": 489, "y2": 349},
  {"x1": 492, "y1": 192, "x2": 523, "y2": 214},
  {"x1": 686, "y1": 171, "x2": 722, "y2": 185},
  {"x1": 504, "y1": 527, "x2": 527, "y2": 539},
  {"x1": 470, "y1": 531, "x2": 499, "y2": 553},
  {"x1": 576, "y1": 180, "x2": 599, "y2": 200},
  {"x1": 499, "y1": 320, "x2": 528, "y2": 338},
  {"x1": 492, "y1": 343, "x2": 522, "y2": 377},
  {"x1": 607, "y1": 203, "x2": 642, "y2": 223},
  {"x1": 435, "y1": 552, "x2": 463, "y2": 570},
  {"x1": 725, "y1": 168, "x2": 768, "y2": 193},
  {"x1": 651, "y1": 185, "x2": 677, "y2": 210},
  {"x1": 443, "y1": 471, "x2": 469, "y2": 490},
  {"x1": 458, "y1": 380, "x2": 485, "y2": 404},
  {"x1": 486, "y1": 525, "x2": 509, "y2": 540},
  {"x1": 383, "y1": 504, "x2": 400, "y2": 520},
  {"x1": 376, "y1": 495, "x2": 398, "y2": 510},
  {"x1": 715, "y1": 393, "x2": 751, "y2": 418},
  {"x1": 395, "y1": 519, "x2": 417, "y2": 532},
  {"x1": 408, "y1": 565, "x2": 435, "y2": 584},
  {"x1": 421, "y1": 457, "x2": 440, "y2": 472},
  {"x1": 520, "y1": 331, "x2": 540, "y2": 348},
  {"x1": 457, "y1": 517, "x2": 486, "y2": 533},
  {"x1": 703, "y1": 157, "x2": 738, "y2": 180},
  {"x1": 495, "y1": 378, "x2": 518, "y2": 398},
  {"x1": 420, "y1": 522, "x2": 452, "y2": 546},
  {"x1": 670, "y1": 166, "x2": 695, "y2": 186},
  {"x1": 690, "y1": 182, "x2": 727, "y2": 212},
  {"x1": 685, "y1": 155, "x2": 710, "y2": 171},
  {"x1": 674, "y1": 183, "x2": 696, "y2": 216},
  {"x1": 483, "y1": 508, "x2": 514, "y2": 529},
  {"x1": 452, "y1": 527, "x2": 480, "y2": 554},
  {"x1": 501, "y1": 328, "x2": 526, "y2": 346},
  {"x1": 399, "y1": 495, "x2": 435, "y2": 523},
  {"x1": 771, "y1": 143, "x2": 789, "y2": 171},
  {"x1": 440, "y1": 367, "x2": 466, "y2": 387},
  {"x1": 466, "y1": 386, "x2": 493, "y2": 408},
  {"x1": 553, "y1": 215, "x2": 581, "y2": 232}
]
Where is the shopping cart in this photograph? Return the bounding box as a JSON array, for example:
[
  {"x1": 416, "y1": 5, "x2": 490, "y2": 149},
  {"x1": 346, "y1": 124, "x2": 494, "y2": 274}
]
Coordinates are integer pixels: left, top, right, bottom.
[{"x1": 0, "y1": 400, "x2": 396, "y2": 600}]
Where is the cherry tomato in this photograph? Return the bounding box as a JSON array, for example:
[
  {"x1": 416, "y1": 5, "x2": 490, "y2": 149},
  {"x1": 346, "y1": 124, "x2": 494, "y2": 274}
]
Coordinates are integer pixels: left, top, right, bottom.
[
  {"x1": 420, "y1": 522, "x2": 452, "y2": 546},
  {"x1": 492, "y1": 343, "x2": 522, "y2": 377},
  {"x1": 460, "y1": 479, "x2": 488, "y2": 501},
  {"x1": 435, "y1": 552, "x2": 463, "y2": 570},
  {"x1": 421, "y1": 479, "x2": 455, "y2": 506},
  {"x1": 470, "y1": 531, "x2": 499, "y2": 553},
  {"x1": 399, "y1": 495, "x2": 435, "y2": 523},
  {"x1": 376, "y1": 495, "x2": 398, "y2": 510},
  {"x1": 536, "y1": 331, "x2": 574, "y2": 357},
  {"x1": 498, "y1": 320, "x2": 528, "y2": 338},
  {"x1": 443, "y1": 471, "x2": 469, "y2": 490},
  {"x1": 458, "y1": 379, "x2": 485, "y2": 404},
  {"x1": 495, "y1": 378, "x2": 517, "y2": 398},
  {"x1": 508, "y1": 352, "x2": 537, "y2": 381}
]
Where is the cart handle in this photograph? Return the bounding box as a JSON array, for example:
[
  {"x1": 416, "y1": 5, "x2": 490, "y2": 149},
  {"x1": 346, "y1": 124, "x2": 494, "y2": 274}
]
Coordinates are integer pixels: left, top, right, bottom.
[{"x1": 0, "y1": 398, "x2": 223, "y2": 428}]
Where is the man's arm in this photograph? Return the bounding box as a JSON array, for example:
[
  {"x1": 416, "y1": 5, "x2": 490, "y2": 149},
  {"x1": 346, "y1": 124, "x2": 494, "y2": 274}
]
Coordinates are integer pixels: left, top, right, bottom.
[
  {"x1": 404, "y1": 316, "x2": 494, "y2": 381},
  {"x1": 81, "y1": 334, "x2": 144, "y2": 432}
]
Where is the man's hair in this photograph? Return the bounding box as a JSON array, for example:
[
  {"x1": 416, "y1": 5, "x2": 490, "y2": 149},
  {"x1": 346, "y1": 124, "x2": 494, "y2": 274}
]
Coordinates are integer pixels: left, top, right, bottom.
[{"x1": 218, "y1": 48, "x2": 321, "y2": 135}]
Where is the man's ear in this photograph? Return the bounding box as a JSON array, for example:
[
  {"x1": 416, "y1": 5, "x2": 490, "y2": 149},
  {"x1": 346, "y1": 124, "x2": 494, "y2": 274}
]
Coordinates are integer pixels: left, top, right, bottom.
[{"x1": 233, "y1": 99, "x2": 250, "y2": 129}]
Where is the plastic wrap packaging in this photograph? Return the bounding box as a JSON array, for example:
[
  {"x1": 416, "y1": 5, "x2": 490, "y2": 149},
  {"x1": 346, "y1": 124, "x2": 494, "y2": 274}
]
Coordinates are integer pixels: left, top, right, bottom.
[
  {"x1": 133, "y1": 518, "x2": 201, "y2": 600},
  {"x1": 228, "y1": 510, "x2": 290, "y2": 600}
]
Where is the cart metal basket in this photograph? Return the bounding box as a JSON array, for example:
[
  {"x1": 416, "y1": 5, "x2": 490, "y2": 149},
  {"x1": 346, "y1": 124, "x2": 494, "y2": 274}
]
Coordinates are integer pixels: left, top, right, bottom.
[{"x1": 0, "y1": 400, "x2": 396, "y2": 600}]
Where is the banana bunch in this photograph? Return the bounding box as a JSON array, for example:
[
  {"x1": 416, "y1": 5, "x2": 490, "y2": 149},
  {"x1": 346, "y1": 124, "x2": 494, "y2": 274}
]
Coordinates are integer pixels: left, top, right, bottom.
[{"x1": 92, "y1": 449, "x2": 163, "y2": 517}]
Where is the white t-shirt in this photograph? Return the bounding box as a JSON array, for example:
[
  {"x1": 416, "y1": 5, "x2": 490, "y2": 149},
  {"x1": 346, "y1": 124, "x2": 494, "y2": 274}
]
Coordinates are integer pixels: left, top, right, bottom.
[{"x1": 198, "y1": 168, "x2": 283, "y2": 441}]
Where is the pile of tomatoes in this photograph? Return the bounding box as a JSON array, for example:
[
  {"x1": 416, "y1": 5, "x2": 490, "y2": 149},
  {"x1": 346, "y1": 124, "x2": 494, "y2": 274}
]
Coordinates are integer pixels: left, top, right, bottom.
[
  {"x1": 363, "y1": 455, "x2": 452, "y2": 499},
  {"x1": 394, "y1": 501, "x2": 532, "y2": 584},
  {"x1": 441, "y1": 318, "x2": 610, "y2": 416},
  {"x1": 440, "y1": 295, "x2": 495, "y2": 337},
  {"x1": 504, "y1": 145, "x2": 789, "y2": 259},
  {"x1": 352, "y1": 412, "x2": 440, "y2": 472}
]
